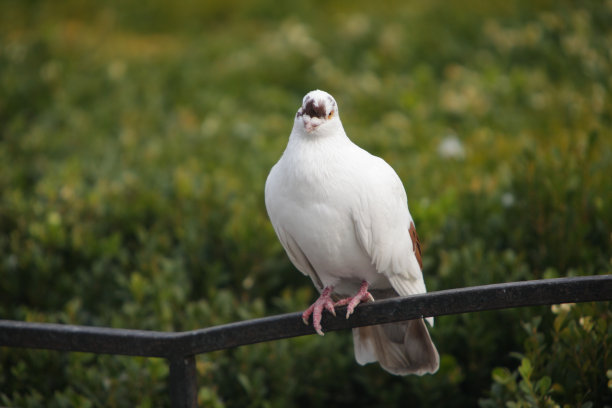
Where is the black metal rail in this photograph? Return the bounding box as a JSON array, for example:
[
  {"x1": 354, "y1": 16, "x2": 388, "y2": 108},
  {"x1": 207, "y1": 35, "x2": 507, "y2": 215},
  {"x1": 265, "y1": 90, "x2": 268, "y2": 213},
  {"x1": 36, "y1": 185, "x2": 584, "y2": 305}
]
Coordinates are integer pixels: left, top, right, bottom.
[{"x1": 1, "y1": 275, "x2": 611, "y2": 407}]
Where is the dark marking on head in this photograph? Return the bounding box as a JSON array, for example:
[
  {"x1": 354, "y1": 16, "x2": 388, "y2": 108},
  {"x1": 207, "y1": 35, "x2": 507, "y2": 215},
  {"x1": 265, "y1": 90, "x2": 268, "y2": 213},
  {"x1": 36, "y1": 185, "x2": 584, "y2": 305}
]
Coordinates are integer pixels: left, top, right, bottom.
[{"x1": 303, "y1": 98, "x2": 327, "y2": 119}]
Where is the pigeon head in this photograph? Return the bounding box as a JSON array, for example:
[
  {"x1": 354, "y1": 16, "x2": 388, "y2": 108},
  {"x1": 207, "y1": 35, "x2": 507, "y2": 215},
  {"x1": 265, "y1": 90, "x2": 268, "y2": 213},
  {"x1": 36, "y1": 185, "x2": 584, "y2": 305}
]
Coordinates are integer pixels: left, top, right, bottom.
[{"x1": 296, "y1": 90, "x2": 339, "y2": 133}]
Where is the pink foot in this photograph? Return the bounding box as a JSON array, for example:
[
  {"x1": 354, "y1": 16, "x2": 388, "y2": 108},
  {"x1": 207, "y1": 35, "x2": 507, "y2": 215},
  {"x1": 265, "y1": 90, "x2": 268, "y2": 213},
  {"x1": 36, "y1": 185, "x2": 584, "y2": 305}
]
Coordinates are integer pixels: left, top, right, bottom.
[
  {"x1": 334, "y1": 281, "x2": 375, "y2": 319},
  {"x1": 302, "y1": 286, "x2": 336, "y2": 336}
]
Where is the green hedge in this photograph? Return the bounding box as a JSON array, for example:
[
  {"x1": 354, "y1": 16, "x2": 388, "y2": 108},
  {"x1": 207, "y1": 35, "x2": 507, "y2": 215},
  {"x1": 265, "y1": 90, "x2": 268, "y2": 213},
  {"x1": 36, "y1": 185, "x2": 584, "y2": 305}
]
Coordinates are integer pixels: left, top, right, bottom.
[{"x1": 1, "y1": 0, "x2": 610, "y2": 406}]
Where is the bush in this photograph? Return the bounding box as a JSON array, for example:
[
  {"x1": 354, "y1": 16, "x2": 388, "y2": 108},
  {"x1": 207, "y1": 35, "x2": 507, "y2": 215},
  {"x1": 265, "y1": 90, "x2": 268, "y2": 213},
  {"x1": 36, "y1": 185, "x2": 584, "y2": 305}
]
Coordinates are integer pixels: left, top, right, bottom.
[
  {"x1": 1, "y1": 0, "x2": 611, "y2": 406},
  {"x1": 480, "y1": 302, "x2": 612, "y2": 408}
]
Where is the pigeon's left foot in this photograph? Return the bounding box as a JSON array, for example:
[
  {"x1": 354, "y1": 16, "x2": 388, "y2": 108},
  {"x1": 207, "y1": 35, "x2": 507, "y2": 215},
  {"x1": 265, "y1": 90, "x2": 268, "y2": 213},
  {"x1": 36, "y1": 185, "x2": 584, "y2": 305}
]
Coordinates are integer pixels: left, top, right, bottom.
[
  {"x1": 334, "y1": 280, "x2": 375, "y2": 319},
  {"x1": 302, "y1": 286, "x2": 336, "y2": 336}
]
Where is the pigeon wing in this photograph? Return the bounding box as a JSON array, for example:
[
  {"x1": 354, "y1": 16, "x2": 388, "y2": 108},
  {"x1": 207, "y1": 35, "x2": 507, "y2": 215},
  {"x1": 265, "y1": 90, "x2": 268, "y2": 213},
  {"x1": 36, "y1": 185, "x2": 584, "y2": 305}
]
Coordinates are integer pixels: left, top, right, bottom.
[
  {"x1": 350, "y1": 154, "x2": 432, "y2": 324},
  {"x1": 265, "y1": 163, "x2": 324, "y2": 291}
]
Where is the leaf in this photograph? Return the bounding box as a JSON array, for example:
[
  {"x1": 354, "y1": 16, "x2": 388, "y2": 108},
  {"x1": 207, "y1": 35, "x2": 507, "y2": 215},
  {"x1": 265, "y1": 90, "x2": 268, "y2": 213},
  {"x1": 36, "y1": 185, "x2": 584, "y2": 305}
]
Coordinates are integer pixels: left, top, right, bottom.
[
  {"x1": 237, "y1": 373, "x2": 251, "y2": 393},
  {"x1": 518, "y1": 379, "x2": 532, "y2": 396},
  {"x1": 492, "y1": 367, "x2": 513, "y2": 385},
  {"x1": 535, "y1": 376, "x2": 551, "y2": 395},
  {"x1": 518, "y1": 358, "x2": 532, "y2": 381},
  {"x1": 553, "y1": 313, "x2": 566, "y2": 333}
]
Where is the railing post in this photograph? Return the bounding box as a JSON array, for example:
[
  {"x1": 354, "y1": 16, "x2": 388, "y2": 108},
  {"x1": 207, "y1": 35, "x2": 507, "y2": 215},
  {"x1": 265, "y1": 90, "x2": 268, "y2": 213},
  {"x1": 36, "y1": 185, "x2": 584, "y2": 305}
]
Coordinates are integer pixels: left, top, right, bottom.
[{"x1": 168, "y1": 355, "x2": 198, "y2": 408}]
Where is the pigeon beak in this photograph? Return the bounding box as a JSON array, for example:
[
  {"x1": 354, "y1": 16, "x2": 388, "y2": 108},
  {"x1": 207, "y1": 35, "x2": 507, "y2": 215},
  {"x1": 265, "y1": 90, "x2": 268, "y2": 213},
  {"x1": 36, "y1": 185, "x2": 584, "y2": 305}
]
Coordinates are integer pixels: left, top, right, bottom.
[
  {"x1": 303, "y1": 117, "x2": 324, "y2": 133},
  {"x1": 304, "y1": 121, "x2": 318, "y2": 133}
]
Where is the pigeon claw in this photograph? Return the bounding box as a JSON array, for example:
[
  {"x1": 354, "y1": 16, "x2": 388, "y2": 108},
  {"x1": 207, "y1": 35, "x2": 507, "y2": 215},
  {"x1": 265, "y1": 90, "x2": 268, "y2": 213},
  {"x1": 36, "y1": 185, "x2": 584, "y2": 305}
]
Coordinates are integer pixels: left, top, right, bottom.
[
  {"x1": 302, "y1": 286, "x2": 336, "y2": 336},
  {"x1": 334, "y1": 280, "x2": 374, "y2": 319}
]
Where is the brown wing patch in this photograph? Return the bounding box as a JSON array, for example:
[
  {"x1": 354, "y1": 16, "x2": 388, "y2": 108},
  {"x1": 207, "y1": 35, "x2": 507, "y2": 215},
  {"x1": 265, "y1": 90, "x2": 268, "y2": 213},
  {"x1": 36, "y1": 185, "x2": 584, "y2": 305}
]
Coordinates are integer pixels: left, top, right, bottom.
[{"x1": 409, "y1": 222, "x2": 423, "y2": 270}]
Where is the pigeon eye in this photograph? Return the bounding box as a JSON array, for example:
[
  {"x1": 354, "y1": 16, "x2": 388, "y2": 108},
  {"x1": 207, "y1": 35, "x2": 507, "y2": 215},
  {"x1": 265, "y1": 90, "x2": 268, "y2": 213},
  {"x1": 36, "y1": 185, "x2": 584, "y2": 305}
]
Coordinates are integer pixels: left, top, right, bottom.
[{"x1": 327, "y1": 110, "x2": 334, "y2": 120}]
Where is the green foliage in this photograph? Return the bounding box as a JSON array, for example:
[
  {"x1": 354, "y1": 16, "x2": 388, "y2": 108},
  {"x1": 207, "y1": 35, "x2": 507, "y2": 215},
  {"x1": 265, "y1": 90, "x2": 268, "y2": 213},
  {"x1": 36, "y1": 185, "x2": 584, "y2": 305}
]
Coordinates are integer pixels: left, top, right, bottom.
[
  {"x1": 480, "y1": 302, "x2": 612, "y2": 407},
  {"x1": 1, "y1": 0, "x2": 611, "y2": 406}
]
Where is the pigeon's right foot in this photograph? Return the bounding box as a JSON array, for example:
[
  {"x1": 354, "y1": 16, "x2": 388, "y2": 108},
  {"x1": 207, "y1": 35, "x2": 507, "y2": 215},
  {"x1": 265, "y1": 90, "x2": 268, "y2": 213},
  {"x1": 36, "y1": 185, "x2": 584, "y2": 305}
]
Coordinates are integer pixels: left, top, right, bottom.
[
  {"x1": 302, "y1": 286, "x2": 336, "y2": 336},
  {"x1": 334, "y1": 280, "x2": 374, "y2": 318}
]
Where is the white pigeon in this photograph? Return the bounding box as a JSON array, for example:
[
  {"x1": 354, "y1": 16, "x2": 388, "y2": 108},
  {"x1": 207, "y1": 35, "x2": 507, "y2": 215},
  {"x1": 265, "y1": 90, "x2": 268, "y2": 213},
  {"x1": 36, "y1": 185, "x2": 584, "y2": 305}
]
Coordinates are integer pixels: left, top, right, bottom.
[{"x1": 265, "y1": 90, "x2": 439, "y2": 375}]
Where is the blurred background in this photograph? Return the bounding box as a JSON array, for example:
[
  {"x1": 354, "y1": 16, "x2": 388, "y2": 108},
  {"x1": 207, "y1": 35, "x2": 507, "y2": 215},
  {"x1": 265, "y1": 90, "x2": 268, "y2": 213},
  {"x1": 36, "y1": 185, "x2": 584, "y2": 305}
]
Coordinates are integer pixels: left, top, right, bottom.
[{"x1": 1, "y1": 0, "x2": 611, "y2": 406}]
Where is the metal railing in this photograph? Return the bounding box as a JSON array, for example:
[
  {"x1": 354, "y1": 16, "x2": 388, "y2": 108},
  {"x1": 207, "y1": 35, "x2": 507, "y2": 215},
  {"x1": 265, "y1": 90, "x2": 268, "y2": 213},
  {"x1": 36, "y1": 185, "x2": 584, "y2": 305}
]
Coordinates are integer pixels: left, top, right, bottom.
[{"x1": 1, "y1": 275, "x2": 611, "y2": 407}]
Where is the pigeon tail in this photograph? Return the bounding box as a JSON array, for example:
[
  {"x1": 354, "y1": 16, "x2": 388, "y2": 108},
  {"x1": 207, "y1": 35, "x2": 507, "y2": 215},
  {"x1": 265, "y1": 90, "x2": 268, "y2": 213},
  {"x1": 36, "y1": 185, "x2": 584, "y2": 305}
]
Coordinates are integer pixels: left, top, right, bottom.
[{"x1": 352, "y1": 319, "x2": 439, "y2": 375}]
